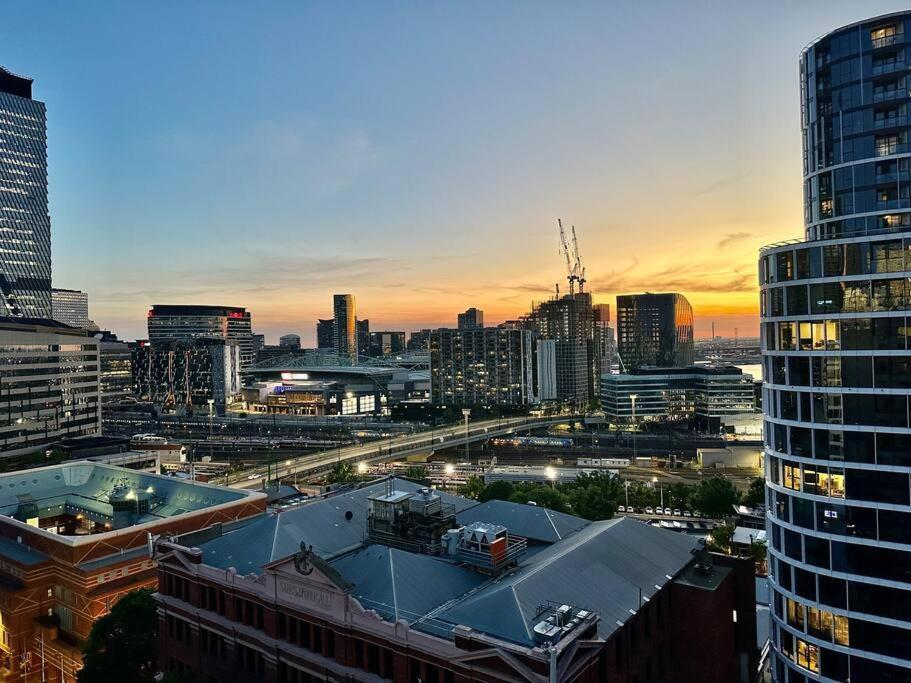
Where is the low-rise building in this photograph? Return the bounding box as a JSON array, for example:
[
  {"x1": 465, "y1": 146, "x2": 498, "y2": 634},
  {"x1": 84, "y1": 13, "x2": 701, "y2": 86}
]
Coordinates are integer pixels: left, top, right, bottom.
[
  {"x1": 601, "y1": 365, "x2": 755, "y2": 431},
  {"x1": 0, "y1": 462, "x2": 265, "y2": 681},
  {"x1": 154, "y1": 478, "x2": 756, "y2": 683}
]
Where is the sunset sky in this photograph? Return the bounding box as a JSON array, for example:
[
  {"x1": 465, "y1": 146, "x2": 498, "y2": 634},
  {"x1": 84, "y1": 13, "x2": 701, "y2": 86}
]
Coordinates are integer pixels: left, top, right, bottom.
[{"x1": 3, "y1": 1, "x2": 908, "y2": 343}]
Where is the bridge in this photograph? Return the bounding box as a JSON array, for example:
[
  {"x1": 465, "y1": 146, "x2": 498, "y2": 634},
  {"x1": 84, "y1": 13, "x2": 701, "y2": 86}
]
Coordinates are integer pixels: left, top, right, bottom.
[{"x1": 225, "y1": 415, "x2": 574, "y2": 489}]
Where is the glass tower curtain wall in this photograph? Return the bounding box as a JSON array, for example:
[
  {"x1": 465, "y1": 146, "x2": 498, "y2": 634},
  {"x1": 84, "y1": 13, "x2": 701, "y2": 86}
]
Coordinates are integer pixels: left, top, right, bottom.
[
  {"x1": 761, "y1": 12, "x2": 911, "y2": 683},
  {"x1": 0, "y1": 67, "x2": 51, "y2": 319},
  {"x1": 147, "y1": 304, "x2": 253, "y2": 368}
]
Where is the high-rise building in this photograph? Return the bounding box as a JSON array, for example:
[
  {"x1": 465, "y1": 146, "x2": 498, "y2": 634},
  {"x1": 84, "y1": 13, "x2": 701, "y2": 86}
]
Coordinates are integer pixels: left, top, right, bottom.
[
  {"x1": 525, "y1": 292, "x2": 600, "y2": 406},
  {"x1": 457, "y1": 307, "x2": 484, "y2": 329},
  {"x1": 616, "y1": 293, "x2": 694, "y2": 371},
  {"x1": 407, "y1": 328, "x2": 432, "y2": 351},
  {"x1": 316, "y1": 318, "x2": 334, "y2": 349},
  {"x1": 333, "y1": 294, "x2": 356, "y2": 360},
  {"x1": 99, "y1": 336, "x2": 133, "y2": 405},
  {"x1": 278, "y1": 333, "x2": 301, "y2": 350},
  {"x1": 51, "y1": 287, "x2": 90, "y2": 328},
  {"x1": 132, "y1": 339, "x2": 241, "y2": 415},
  {"x1": 251, "y1": 333, "x2": 265, "y2": 353},
  {"x1": 430, "y1": 327, "x2": 538, "y2": 406},
  {"x1": 368, "y1": 330, "x2": 406, "y2": 357},
  {"x1": 0, "y1": 317, "x2": 101, "y2": 456},
  {"x1": 0, "y1": 67, "x2": 51, "y2": 319},
  {"x1": 147, "y1": 304, "x2": 254, "y2": 367},
  {"x1": 760, "y1": 13, "x2": 911, "y2": 682},
  {"x1": 593, "y1": 303, "x2": 615, "y2": 371},
  {"x1": 356, "y1": 318, "x2": 369, "y2": 358}
]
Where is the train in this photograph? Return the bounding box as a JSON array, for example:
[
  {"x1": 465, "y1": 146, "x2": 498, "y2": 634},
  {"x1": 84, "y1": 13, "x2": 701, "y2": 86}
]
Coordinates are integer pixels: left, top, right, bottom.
[{"x1": 491, "y1": 436, "x2": 573, "y2": 448}]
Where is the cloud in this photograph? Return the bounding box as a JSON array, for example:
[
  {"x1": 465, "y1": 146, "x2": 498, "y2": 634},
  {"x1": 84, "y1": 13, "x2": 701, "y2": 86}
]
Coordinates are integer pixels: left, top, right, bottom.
[
  {"x1": 716, "y1": 231, "x2": 753, "y2": 249},
  {"x1": 588, "y1": 258, "x2": 755, "y2": 295},
  {"x1": 691, "y1": 171, "x2": 752, "y2": 198}
]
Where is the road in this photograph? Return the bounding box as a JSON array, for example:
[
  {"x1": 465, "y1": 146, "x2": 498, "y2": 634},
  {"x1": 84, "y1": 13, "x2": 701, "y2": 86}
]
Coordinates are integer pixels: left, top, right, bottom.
[{"x1": 226, "y1": 415, "x2": 574, "y2": 488}]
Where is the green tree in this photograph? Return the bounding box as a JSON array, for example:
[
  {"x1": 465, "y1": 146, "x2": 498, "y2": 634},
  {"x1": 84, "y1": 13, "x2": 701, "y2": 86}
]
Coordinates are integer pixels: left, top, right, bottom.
[
  {"x1": 326, "y1": 461, "x2": 354, "y2": 484},
  {"x1": 743, "y1": 477, "x2": 765, "y2": 508},
  {"x1": 706, "y1": 523, "x2": 735, "y2": 554},
  {"x1": 404, "y1": 465, "x2": 426, "y2": 481},
  {"x1": 568, "y1": 484, "x2": 616, "y2": 520},
  {"x1": 79, "y1": 589, "x2": 158, "y2": 683},
  {"x1": 478, "y1": 480, "x2": 515, "y2": 503},
  {"x1": 689, "y1": 476, "x2": 739, "y2": 519},
  {"x1": 508, "y1": 485, "x2": 570, "y2": 513},
  {"x1": 457, "y1": 475, "x2": 485, "y2": 500},
  {"x1": 667, "y1": 482, "x2": 693, "y2": 510}
]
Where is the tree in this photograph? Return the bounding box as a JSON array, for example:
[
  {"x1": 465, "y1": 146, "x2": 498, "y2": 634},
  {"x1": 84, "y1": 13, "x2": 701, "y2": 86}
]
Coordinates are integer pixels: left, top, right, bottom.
[
  {"x1": 689, "y1": 476, "x2": 739, "y2": 519},
  {"x1": 706, "y1": 523, "x2": 735, "y2": 555},
  {"x1": 404, "y1": 465, "x2": 426, "y2": 481},
  {"x1": 508, "y1": 485, "x2": 570, "y2": 513},
  {"x1": 743, "y1": 477, "x2": 765, "y2": 508},
  {"x1": 79, "y1": 589, "x2": 158, "y2": 683},
  {"x1": 568, "y1": 484, "x2": 616, "y2": 521},
  {"x1": 667, "y1": 482, "x2": 693, "y2": 510},
  {"x1": 326, "y1": 461, "x2": 354, "y2": 484},
  {"x1": 478, "y1": 480, "x2": 515, "y2": 503},
  {"x1": 457, "y1": 475, "x2": 485, "y2": 500}
]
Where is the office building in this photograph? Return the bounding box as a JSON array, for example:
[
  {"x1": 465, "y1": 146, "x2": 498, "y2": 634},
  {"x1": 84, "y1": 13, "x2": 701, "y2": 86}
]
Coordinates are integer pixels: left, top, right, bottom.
[
  {"x1": 356, "y1": 318, "x2": 369, "y2": 358},
  {"x1": 616, "y1": 293, "x2": 694, "y2": 371},
  {"x1": 407, "y1": 328, "x2": 432, "y2": 351},
  {"x1": 0, "y1": 318, "x2": 101, "y2": 457},
  {"x1": 367, "y1": 330, "x2": 405, "y2": 357},
  {"x1": 132, "y1": 339, "x2": 241, "y2": 415},
  {"x1": 147, "y1": 304, "x2": 254, "y2": 367},
  {"x1": 0, "y1": 67, "x2": 51, "y2": 319},
  {"x1": 760, "y1": 13, "x2": 911, "y2": 682},
  {"x1": 155, "y1": 478, "x2": 756, "y2": 683},
  {"x1": 430, "y1": 327, "x2": 538, "y2": 406},
  {"x1": 278, "y1": 333, "x2": 301, "y2": 350},
  {"x1": 51, "y1": 288, "x2": 89, "y2": 328},
  {"x1": 251, "y1": 333, "x2": 265, "y2": 354},
  {"x1": 457, "y1": 307, "x2": 484, "y2": 329},
  {"x1": 332, "y1": 294, "x2": 356, "y2": 360},
  {"x1": 594, "y1": 303, "x2": 615, "y2": 370},
  {"x1": 601, "y1": 366, "x2": 755, "y2": 432},
  {"x1": 0, "y1": 462, "x2": 263, "y2": 682},
  {"x1": 99, "y1": 336, "x2": 133, "y2": 405},
  {"x1": 315, "y1": 319, "x2": 334, "y2": 350},
  {"x1": 525, "y1": 292, "x2": 600, "y2": 406}
]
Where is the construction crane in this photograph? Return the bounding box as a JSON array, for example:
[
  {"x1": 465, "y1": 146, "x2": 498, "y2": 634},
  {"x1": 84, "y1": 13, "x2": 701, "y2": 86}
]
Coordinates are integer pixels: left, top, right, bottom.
[{"x1": 557, "y1": 219, "x2": 586, "y2": 295}]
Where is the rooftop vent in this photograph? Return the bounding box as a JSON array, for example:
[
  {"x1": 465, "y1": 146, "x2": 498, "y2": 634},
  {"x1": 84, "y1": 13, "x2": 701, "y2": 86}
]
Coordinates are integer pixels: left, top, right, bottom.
[
  {"x1": 532, "y1": 601, "x2": 595, "y2": 644},
  {"x1": 366, "y1": 480, "x2": 455, "y2": 554},
  {"x1": 444, "y1": 521, "x2": 527, "y2": 574}
]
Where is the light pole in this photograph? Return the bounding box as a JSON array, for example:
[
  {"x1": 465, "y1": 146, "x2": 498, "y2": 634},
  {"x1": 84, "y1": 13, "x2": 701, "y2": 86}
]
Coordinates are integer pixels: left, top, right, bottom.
[
  {"x1": 462, "y1": 409, "x2": 471, "y2": 463},
  {"x1": 624, "y1": 480, "x2": 629, "y2": 510},
  {"x1": 207, "y1": 399, "x2": 215, "y2": 464},
  {"x1": 629, "y1": 394, "x2": 638, "y2": 463}
]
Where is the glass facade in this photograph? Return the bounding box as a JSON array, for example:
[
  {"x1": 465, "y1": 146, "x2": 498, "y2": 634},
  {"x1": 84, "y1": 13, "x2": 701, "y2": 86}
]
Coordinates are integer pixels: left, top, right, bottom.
[
  {"x1": 147, "y1": 304, "x2": 253, "y2": 367},
  {"x1": 762, "y1": 12, "x2": 911, "y2": 682},
  {"x1": 616, "y1": 293, "x2": 694, "y2": 371},
  {"x1": 0, "y1": 68, "x2": 51, "y2": 319}
]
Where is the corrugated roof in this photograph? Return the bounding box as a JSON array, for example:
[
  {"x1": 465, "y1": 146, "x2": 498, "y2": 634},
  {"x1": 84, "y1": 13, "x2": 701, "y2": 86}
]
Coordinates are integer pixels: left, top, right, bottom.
[
  {"x1": 456, "y1": 500, "x2": 589, "y2": 543},
  {"x1": 435, "y1": 518, "x2": 699, "y2": 646},
  {"x1": 200, "y1": 478, "x2": 477, "y2": 574}
]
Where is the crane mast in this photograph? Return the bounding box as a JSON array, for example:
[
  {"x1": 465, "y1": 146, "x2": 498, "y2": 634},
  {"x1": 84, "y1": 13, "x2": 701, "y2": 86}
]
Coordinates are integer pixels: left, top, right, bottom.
[{"x1": 556, "y1": 219, "x2": 586, "y2": 296}]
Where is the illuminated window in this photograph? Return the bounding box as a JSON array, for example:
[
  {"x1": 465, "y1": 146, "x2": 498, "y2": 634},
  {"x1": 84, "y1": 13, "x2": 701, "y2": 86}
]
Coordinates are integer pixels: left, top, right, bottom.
[
  {"x1": 807, "y1": 607, "x2": 833, "y2": 640},
  {"x1": 787, "y1": 599, "x2": 805, "y2": 629},
  {"x1": 795, "y1": 638, "x2": 820, "y2": 673},
  {"x1": 784, "y1": 465, "x2": 802, "y2": 491}
]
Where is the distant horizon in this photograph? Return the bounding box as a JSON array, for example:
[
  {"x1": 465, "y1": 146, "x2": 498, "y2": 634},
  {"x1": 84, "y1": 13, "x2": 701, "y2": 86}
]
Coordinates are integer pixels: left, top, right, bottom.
[{"x1": 5, "y1": 2, "x2": 905, "y2": 345}]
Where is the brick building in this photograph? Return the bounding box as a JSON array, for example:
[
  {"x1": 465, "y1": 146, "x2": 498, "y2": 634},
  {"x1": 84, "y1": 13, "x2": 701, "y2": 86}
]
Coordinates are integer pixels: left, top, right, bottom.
[{"x1": 155, "y1": 479, "x2": 757, "y2": 682}]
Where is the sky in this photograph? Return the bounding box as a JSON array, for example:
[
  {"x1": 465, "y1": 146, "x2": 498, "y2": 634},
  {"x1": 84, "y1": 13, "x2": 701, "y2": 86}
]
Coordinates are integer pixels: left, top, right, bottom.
[{"x1": 2, "y1": 1, "x2": 908, "y2": 344}]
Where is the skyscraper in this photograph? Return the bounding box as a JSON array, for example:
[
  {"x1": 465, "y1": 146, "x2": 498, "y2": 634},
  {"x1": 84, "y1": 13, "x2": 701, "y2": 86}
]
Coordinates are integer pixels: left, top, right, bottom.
[
  {"x1": 593, "y1": 303, "x2": 614, "y2": 370},
  {"x1": 760, "y1": 13, "x2": 911, "y2": 682},
  {"x1": 616, "y1": 293, "x2": 694, "y2": 371},
  {"x1": 333, "y1": 294, "x2": 356, "y2": 360},
  {"x1": 51, "y1": 287, "x2": 89, "y2": 328},
  {"x1": 316, "y1": 318, "x2": 334, "y2": 349},
  {"x1": 278, "y1": 333, "x2": 301, "y2": 350},
  {"x1": 147, "y1": 304, "x2": 254, "y2": 367},
  {"x1": 0, "y1": 67, "x2": 51, "y2": 319},
  {"x1": 457, "y1": 307, "x2": 484, "y2": 329},
  {"x1": 356, "y1": 318, "x2": 369, "y2": 358}
]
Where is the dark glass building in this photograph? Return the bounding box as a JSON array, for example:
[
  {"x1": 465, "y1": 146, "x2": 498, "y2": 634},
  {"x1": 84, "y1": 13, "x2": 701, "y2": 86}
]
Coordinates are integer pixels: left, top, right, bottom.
[
  {"x1": 760, "y1": 12, "x2": 911, "y2": 682},
  {"x1": 616, "y1": 293, "x2": 694, "y2": 371},
  {"x1": 147, "y1": 304, "x2": 254, "y2": 367},
  {"x1": 316, "y1": 318, "x2": 334, "y2": 349},
  {"x1": 0, "y1": 67, "x2": 51, "y2": 318}
]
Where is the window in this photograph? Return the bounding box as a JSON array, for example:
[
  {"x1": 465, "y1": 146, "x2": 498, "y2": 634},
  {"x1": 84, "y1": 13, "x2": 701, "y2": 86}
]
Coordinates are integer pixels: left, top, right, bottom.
[{"x1": 795, "y1": 638, "x2": 820, "y2": 673}]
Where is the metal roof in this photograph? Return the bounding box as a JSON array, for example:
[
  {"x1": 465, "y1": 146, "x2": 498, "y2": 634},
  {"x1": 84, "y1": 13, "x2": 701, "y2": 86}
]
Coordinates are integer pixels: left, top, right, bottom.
[
  {"x1": 456, "y1": 499, "x2": 589, "y2": 544},
  {"x1": 199, "y1": 478, "x2": 478, "y2": 575}
]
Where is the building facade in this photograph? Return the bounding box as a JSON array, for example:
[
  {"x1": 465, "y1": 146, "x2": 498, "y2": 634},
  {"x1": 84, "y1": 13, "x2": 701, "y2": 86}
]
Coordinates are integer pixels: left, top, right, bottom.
[
  {"x1": 355, "y1": 318, "x2": 369, "y2": 358},
  {"x1": 0, "y1": 318, "x2": 101, "y2": 457},
  {"x1": 332, "y1": 295, "x2": 356, "y2": 360},
  {"x1": 0, "y1": 462, "x2": 264, "y2": 683},
  {"x1": 315, "y1": 319, "x2": 334, "y2": 350},
  {"x1": 367, "y1": 330, "x2": 405, "y2": 357},
  {"x1": 147, "y1": 305, "x2": 254, "y2": 368},
  {"x1": 430, "y1": 327, "x2": 537, "y2": 406},
  {"x1": 457, "y1": 307, "x2": 484, "y2": 329},
  {"x1": 278, "y1": 334, "x2": 301, "y2": 350},
  {"x1": 525, "y1": 293, "x2": 600, "y2": 407},
  {"x1": 616, "y1": 293, "x2": 694, "y2": 371},
  {"x1": 132, "y1": 339, "x2": 241, "y2": 415},
  {"x1": 0, "y1": 67, "x2": 51, "y2": 319},
  {"x1": 407, "y1": 328, "x2": 432, "y2": 351},
  {"x1": 601, "y1": 366, "x2": 755, "y2": 432},
  {"x1": 594, "y1": 303, "x2": 615, "y2": 371},
  {"x1": 99, "y1": 337, "x2": 133, "y2": 405},
  {"x1": 155, "y1": 479, "x2": 757, "y2": 683},
  {"x1": 760, "y1": 12, "x2": 911, "y2": 682},
  {"x1": 51, "y1": 288, "x2": 89, "y2": 328}
]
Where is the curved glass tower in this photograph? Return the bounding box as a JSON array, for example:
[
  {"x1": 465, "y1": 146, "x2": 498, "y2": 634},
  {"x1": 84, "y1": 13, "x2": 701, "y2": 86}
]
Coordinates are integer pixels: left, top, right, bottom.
[{"x1": 760, "y1": 12, "x2": 911, "y2": 683}]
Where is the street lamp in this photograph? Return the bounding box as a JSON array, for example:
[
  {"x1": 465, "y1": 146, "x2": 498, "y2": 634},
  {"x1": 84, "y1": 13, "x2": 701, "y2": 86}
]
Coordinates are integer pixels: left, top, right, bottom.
[
  {"x1": 652, "y1": 475, "x2": 663, "y2": 509},
  {"x1": 629, "y1": 394, "x2": 638, "y2": 463},
  {"x1": 207, "y1": 398, "x2": 215, "y2": 464},
  {"x1": 462, "y1": 409, "x2": 471, "y2": 463}
]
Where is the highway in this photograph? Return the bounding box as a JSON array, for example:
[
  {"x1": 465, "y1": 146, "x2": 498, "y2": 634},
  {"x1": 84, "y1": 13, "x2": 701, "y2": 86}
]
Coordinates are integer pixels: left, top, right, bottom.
[{"x1": 225, "y1": 415, "x2": 574, "y2": 489}]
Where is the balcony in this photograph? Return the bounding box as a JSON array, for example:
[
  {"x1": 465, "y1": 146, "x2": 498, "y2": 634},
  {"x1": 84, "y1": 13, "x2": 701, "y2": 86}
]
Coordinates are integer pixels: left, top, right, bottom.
[
  {"x1": 872, "y1": 60, "x2": 906, "y2": 76},
  {"x1": 876, "y1": 171, "x2": 911, "y2": 183},
  {"x1": 873, "y1": 89, "x2": 908, "y2": 103},
  {"x1": 874, "y1": 115, "x2": 908, "y2": 130},
  {"x1": 872, "y1": 33, "x2": 902, "y2": 50},
  {"x1": 876, "y1": 198, "x2": 911, "y2": 210},
  {"x1": 875, "y1": 143, "x2": 910, "y2": 157}
]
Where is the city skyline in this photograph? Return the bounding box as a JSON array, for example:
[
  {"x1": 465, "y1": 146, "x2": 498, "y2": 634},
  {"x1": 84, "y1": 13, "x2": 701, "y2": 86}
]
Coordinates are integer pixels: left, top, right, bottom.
[{"x1": 2, "y1": 1, "x2": 908, "y2": 343}]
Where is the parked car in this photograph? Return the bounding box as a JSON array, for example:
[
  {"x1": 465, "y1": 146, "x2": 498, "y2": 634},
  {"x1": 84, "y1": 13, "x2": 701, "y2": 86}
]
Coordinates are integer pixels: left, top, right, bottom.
[
  {"x1": 673, "y1": 508, "x2": 682, "y2": 516},
  {"x1": 683, "y1": 510, "x2": 693, "y2": 518},
  {"x1": 645, "y1": 506, "x2": 654, "y2": 514},
  {"x1": 617, "y1": 505, "x2": 626, "y2": 513}
]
